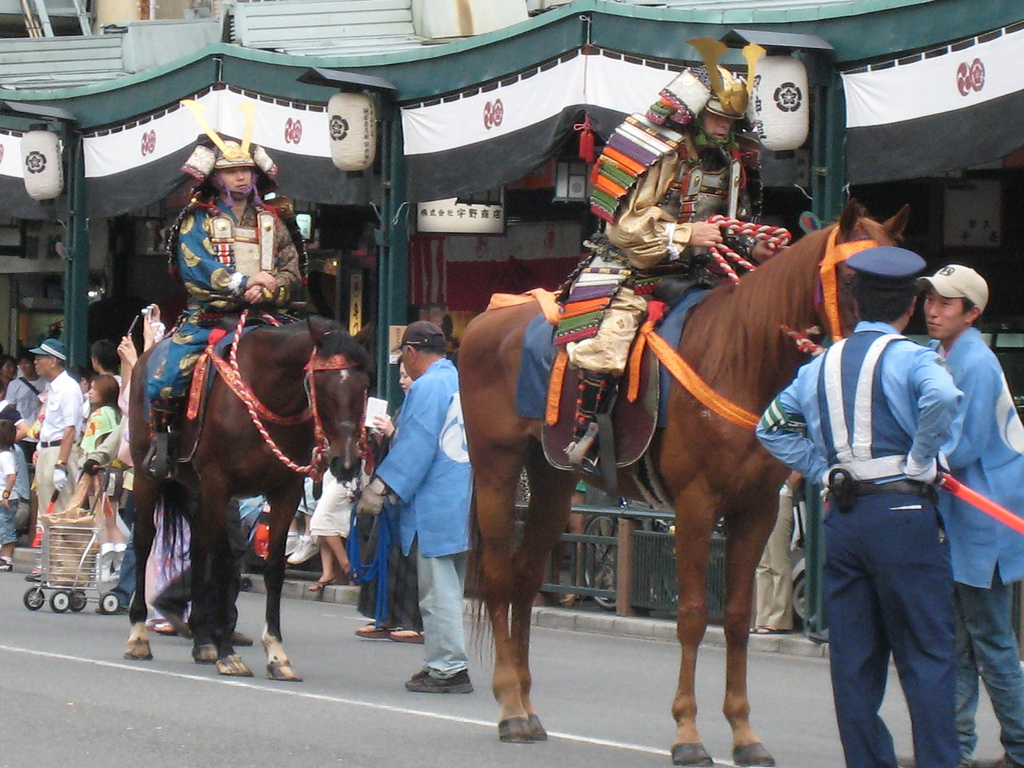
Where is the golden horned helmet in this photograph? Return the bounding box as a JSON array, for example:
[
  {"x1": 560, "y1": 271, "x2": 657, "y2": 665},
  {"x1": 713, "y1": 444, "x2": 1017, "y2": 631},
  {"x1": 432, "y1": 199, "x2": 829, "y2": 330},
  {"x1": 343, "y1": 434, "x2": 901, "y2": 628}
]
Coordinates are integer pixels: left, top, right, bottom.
[
  {"x1": 687, "y1": 37, "x2": 765, "y2": 120},
  {"x1": 180, "y1": 99, "x2": 277, "y2": 181}
]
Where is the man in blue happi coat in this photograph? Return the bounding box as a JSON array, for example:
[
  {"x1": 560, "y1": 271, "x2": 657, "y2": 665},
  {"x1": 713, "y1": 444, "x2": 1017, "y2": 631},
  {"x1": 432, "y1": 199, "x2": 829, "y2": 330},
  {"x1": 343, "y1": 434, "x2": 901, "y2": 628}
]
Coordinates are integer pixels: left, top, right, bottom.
[
  {"x1": 356, "y1": 321, "x2": 473, "y2": 694},
  {"x1": 756, "y1": 246, "x2": 963, "y2": 768},
  {"x1": 921, "y1": 264, "x2": 1024, "y2": 768}
]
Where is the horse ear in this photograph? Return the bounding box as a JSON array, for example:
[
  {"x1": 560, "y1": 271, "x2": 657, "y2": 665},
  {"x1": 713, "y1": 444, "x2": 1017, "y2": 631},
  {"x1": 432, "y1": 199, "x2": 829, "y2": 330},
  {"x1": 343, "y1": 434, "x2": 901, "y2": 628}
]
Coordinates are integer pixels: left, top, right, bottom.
[
  {"x1": 882, "y1": 204, "x2": 910, "y2": 242},
  {"x1": 307, "y1": 316, "x2": 329, "y2": 349},
  {"x1": 837, "y1": 199, "x2": 864, "y2": 237},
  {"x1": 352, "y1": 322, "x2": 376, "y2": 360}
]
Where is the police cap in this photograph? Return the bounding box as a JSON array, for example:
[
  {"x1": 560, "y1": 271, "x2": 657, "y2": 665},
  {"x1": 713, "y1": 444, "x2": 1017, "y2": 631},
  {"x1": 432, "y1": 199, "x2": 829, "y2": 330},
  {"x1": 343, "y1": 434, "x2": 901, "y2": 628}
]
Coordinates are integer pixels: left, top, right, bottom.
[{"x1": 845, "y1": 246, "x2": 926, "y2": 290}]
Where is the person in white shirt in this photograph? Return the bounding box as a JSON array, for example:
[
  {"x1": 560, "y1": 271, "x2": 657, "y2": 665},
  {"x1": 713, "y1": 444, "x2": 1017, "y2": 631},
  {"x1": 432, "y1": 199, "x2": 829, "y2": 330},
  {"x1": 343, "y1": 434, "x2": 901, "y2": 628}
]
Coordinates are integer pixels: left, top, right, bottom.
[
  {"x1": 6, "y1": 349, "x2": 42, "y2": 458},
  {"x1": 31, "y1": 339, "x2": 84, "y2": 517}
]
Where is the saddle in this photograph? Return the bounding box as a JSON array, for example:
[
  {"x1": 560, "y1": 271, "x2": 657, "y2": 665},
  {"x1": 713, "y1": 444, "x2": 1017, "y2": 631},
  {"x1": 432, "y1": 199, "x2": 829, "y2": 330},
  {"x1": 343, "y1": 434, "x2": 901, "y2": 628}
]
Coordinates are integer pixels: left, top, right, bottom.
[{"x1": 540, "y1": 344, "x2": 659, "y2": 473}]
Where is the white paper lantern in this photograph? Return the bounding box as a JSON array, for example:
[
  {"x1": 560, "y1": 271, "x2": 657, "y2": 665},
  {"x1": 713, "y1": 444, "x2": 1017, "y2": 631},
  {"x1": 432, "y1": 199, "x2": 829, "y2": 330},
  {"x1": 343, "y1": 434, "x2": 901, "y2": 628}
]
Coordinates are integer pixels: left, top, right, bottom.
[
  {"x1": 750, "y1": 56, "x2": 809, "y2": 152},
  {"x1": 21, "y1": 129, "x2": 63, "y2": 201},
  {"x1": 327, "y1": 92, "x2": 377, "y2": 172}
]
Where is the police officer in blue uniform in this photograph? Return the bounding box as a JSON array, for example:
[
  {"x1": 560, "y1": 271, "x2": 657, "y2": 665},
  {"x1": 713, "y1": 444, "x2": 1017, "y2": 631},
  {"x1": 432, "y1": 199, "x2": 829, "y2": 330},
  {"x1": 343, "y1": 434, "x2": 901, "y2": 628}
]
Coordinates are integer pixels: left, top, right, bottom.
[{"x1": 756, "y1": 246, "x2": 963, "y2": 768}]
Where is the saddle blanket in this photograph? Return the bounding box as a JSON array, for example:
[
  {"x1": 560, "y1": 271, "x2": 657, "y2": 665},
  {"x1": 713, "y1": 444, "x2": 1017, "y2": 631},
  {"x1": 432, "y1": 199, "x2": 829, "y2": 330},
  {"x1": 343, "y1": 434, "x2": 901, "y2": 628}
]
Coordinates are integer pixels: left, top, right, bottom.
[{"x1": 515, "y1": 287, "x2": 709, "y2": 427}]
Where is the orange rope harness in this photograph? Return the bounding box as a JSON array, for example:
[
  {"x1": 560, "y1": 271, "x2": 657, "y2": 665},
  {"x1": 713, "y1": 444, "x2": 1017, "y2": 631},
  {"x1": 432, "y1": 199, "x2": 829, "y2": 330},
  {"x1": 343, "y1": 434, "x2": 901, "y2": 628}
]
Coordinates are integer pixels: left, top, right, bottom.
[{"x1": 627, "y1": 301, "x2": 759, "y2": 431}]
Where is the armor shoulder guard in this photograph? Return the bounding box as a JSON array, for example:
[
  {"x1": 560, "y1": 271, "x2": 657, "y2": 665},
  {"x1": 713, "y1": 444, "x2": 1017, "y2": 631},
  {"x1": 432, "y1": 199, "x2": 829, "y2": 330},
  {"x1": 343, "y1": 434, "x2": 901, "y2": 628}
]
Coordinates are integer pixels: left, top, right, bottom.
[{"x1": 590, "y1": 113, "x2": 687, "y2": 223}]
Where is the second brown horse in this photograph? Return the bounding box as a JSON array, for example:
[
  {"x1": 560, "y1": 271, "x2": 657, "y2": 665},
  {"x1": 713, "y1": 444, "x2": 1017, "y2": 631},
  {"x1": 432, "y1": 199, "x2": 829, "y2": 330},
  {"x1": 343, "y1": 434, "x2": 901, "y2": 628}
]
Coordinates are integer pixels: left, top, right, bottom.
[{"x1": 459, "y1": 200, "x2": 908, "y2": 765}]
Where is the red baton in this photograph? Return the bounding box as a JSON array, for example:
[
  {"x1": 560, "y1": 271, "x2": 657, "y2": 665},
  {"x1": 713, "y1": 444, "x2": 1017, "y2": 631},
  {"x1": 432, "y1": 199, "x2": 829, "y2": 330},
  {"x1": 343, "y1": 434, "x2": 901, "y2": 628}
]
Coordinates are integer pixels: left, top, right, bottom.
[{"x1": 939, "y1": 472, "x2": 1024, "y2": 538}]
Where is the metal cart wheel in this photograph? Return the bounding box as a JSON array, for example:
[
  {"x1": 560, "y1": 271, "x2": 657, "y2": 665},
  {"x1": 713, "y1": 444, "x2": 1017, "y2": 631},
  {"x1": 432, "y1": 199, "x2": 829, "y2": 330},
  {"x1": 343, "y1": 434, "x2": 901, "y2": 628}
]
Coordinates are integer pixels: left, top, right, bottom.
[
  {"x1": 23, "y1": 587, "x2": 45, "y2": 611},
  {"x1": 50, "y1": 590, "x2": 71, "y2": 613},
  {"x1": 99, "y1": 592, "x2": 121, "y2": 614},
  {"x1": 583, "y1": 515, "x2": 617, "y2": 611},
  {"x1": 69, "y1": 590, "x2": 88, "y2": 612}
]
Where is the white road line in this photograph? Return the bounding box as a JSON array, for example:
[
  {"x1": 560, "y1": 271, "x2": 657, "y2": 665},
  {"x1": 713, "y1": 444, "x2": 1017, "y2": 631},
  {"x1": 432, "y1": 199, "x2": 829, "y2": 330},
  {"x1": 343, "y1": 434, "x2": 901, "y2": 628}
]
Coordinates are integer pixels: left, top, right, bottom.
[{"x1": 0, "y1": 643, "x2": 675, "y2": 759}]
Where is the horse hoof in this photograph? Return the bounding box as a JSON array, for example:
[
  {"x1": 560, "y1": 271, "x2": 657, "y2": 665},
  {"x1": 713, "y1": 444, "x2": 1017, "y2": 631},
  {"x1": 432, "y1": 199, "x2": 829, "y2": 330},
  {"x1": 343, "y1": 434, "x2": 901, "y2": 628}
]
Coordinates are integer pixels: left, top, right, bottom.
[
  {"x1": 192, "y1": 643, "x2": 218, "y2": 664},
  {"x1": 733, "y1": 742, "x2": 775, "y2": 767},
  {"x1": 671, "y1": 743, "x2": 713, "y2": 766},
  {"x1": 124, "y1": 640, "x2": 152, "y2": 661},
  {"x1": 267, "y1": 660, "x2": 303, "y2": 682},
  {"x1": 498, "y1": 717, "x2": 537, "y2": 744},
  {"x1": 527, "y1": 715, "x2": 547, "y2": 741},
  {"x1": 216, "y1": 654, "x2": 253, "y2": 677}
]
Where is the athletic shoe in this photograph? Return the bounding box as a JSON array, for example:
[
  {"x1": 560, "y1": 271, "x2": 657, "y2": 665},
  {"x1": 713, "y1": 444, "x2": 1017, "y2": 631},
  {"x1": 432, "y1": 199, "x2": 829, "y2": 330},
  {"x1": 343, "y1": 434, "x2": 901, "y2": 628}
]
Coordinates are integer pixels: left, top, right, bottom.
[
  {"x1": 286, "y1": 535, "x2": 319, "y2": 565},
  {"x1": 405, "y1": 669, "x2": 473, "y2": 694},
  {"x1": 0, "y1": 557, "x2": 12, "y2": 572}
]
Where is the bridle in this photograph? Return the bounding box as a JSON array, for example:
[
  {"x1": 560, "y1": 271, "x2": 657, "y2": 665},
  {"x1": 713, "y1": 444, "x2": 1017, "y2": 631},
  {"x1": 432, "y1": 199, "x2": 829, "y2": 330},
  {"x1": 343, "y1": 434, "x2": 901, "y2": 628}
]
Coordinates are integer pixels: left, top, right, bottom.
[{"x1": 201, "y1": 310, "x2": 366, "y2": 479}]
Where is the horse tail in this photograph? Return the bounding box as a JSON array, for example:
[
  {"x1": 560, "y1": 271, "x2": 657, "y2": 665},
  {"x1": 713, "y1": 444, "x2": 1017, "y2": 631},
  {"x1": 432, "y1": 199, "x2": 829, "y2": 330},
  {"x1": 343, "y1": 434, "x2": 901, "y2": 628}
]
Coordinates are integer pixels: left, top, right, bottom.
[
  {"x1": 157, "y1": 481, "x2": 196, "y2": 560},
  {"x1": 465, "y1": 476, "x2": 495, "y2": 652}
]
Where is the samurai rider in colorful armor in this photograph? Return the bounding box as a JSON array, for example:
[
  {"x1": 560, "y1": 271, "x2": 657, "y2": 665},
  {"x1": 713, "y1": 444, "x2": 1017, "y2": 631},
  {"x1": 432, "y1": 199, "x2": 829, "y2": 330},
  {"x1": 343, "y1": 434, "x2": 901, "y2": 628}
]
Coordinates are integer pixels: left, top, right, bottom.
[
  {"x1": 144, "y1": 100, "x2": 302, "y2": 479},
  {"x1": 562, "y1": 38, "x2": 782, "y2": 473}
]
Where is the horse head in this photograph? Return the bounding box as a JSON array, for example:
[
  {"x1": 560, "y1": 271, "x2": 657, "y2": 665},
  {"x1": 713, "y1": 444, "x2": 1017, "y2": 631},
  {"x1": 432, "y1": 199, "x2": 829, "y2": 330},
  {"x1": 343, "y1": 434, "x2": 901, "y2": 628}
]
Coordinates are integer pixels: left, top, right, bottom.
[
  {"x1": 826, "y1": 199, "x2": 910, "y2": 338},
  {"x1": 307, "y1": 317, "x2": 373, "y2": 483}
]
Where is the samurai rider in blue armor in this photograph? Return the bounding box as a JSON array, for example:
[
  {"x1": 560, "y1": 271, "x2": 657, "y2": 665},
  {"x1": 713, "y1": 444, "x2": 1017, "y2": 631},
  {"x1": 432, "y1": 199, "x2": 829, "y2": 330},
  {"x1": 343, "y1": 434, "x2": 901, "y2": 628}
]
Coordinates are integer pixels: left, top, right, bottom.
[{"x1": 144, "y1": 101, "x2": 303, "y2": 479}]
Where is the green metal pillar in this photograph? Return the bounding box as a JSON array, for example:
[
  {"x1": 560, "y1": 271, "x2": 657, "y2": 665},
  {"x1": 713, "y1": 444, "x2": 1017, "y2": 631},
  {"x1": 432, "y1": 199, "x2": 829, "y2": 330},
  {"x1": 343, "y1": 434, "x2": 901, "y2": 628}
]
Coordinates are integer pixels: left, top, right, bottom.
[
  {"x1": 809, "y1": 60, "x2": 847, "y2": 224},
  {"x1": 63, "y1": 130, "x2": 89, "y2": 368},
  {"x1": 376, "y1": 99, "x2": 409, "y2": 404},
  {"x1": 801, "y1": 59, "x2": 848, "y2": 636}
]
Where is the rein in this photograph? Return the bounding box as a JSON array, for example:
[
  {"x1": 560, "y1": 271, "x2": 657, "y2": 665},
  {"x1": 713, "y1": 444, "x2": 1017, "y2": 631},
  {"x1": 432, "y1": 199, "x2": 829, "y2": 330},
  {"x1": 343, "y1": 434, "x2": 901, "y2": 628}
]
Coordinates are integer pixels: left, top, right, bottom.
[
  {"x1": 705, "y1": 216, "x2": 791, "y2": 284},
  {"x1": 200, "y1": 310, "x2": 360, "y2": 479}
]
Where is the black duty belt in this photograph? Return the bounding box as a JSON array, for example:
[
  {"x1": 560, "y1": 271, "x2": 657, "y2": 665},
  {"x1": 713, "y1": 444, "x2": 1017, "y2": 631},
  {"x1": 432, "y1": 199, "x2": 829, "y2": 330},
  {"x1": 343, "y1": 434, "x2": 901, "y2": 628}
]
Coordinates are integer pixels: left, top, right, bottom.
[
  {"x1": 853, "y1": 479, "x2": 938, "y2": 503},
  {"x1": 38, "y1": 440, "x2": 63, "y2": 449},
  {"x1": 829, "y1": 468, "x2": 938, "y2": 513}
]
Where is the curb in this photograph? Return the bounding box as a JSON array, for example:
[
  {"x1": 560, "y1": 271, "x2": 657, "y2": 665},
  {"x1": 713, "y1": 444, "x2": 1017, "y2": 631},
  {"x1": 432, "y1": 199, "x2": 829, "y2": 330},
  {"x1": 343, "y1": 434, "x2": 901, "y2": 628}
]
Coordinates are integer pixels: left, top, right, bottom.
[{"x1": 14, "y1": 546, "x2": 828, "y2": 659}]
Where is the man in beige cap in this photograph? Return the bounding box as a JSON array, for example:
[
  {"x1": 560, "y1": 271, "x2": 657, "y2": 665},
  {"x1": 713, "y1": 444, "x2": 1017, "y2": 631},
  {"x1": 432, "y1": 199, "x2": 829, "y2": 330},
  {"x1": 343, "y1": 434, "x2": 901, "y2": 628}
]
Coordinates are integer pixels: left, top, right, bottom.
[{"x1": 919, "y1": 264, "x2": 1024, "y2": 768}]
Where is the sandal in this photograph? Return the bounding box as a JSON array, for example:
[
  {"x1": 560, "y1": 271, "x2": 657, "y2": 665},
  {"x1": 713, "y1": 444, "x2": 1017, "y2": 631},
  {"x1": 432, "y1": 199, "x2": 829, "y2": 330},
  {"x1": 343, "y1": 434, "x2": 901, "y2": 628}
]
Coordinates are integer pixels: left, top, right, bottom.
[
  {"x1": 751, "y1": 626, "x2": 790, "y2": 635},
  {"x1": 308, "y1": 579, "x2": 334, "y2": 593},
  {"x1": 389, "y1": 629, "x2": 425, "y2": 644},
  {"x1": 151, "y1": 620, "x2": 177, "y2": 636},
  {"x1": 355, "y1": 624, "x2": 394, "y2": 640}
]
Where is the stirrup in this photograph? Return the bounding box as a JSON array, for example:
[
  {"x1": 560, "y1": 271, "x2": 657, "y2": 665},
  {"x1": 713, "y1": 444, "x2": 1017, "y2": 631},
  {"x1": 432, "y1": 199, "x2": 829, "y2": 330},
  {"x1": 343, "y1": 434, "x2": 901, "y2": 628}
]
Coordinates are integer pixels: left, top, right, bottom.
[
  {"x1": 142, "y1": 433, "x2": 176, "y2": 481},
  {"x1": 565, "y1": 422, "x2": 599, "y2": 469}
]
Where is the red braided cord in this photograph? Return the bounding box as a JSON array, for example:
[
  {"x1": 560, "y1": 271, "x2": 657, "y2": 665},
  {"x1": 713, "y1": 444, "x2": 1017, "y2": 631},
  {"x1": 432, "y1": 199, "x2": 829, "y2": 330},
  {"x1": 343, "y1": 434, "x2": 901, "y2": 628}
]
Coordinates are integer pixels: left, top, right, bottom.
[
  {"x1": 704, "y1": 216, "x2": 793, "y2": 283},
  {"x1": 216, "y1": 310, "x2": 348, "y2": 479}
]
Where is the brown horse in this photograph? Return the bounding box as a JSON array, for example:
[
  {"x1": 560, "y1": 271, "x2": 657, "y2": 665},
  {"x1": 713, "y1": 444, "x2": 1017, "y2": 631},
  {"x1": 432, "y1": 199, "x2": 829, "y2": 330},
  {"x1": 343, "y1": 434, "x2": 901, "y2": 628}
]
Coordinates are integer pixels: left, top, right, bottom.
[
  {"x1": 459, "y1": 200, "x2": 908, "y2": 764},
  {"x1": 123, "y1": 317, "x2": 371, "y2": 678}
]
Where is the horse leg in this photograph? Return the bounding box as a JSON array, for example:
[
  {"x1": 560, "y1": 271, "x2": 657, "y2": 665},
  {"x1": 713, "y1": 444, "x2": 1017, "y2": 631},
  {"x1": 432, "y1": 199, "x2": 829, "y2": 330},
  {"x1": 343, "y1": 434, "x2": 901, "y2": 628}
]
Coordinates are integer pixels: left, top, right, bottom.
[
  {"x1": 187, "y1": 506, "x2": 219, "y2": 665},
  {"x1": 506, "y1": 449, "x2": 576, "y2": 741},
  {"x1": 473, "y1": 446, "x2": 536, "y2": 743},
  {"x1": 191, "y1": 479, "x2": 252, "y2": 676},
  {"x1": 261, "y1": 483, "x2": 303, "y2": 682},
  {"x1": 720, "y1": 504, "x2": 778, "y2": 767},
  {"x1": 124, "y1": 476, "x2": 158, "y2": 661},
  {"x1": 670, "y1": 489, "x2": 717, "y2": 767}
]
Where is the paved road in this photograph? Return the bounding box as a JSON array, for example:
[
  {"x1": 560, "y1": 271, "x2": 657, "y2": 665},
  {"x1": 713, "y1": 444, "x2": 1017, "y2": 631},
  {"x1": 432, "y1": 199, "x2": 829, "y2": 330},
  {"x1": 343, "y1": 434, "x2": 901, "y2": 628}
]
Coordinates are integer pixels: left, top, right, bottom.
[{"x1": 0, "y1": 574, "x2": 1005, "y2": 768}]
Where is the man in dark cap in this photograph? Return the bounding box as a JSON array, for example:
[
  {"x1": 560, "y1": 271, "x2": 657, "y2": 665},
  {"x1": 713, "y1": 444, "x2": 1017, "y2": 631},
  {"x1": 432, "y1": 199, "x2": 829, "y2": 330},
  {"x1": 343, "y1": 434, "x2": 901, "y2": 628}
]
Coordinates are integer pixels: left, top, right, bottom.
[
  {"x1": 356, "y1": 320, "x2": 473, "y2": 694},
  {"x1": 756, "y1": 246, "x2": 963, "y2": 768}
]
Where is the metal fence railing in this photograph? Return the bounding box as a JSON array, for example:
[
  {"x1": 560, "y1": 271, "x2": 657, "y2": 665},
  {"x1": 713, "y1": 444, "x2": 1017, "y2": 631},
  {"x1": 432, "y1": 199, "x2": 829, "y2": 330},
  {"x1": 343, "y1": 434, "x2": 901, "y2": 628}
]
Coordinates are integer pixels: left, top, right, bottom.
[{"x1": 524, "y1": 505, "x2": 727, "y2": 622}]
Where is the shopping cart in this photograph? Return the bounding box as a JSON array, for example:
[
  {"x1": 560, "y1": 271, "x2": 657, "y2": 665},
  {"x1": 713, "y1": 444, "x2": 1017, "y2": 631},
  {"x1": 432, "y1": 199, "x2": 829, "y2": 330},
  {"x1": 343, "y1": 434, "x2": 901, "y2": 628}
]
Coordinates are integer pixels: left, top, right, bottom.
[{"x1": 23, "y1": 476, "x2": 120, "y2": 614}]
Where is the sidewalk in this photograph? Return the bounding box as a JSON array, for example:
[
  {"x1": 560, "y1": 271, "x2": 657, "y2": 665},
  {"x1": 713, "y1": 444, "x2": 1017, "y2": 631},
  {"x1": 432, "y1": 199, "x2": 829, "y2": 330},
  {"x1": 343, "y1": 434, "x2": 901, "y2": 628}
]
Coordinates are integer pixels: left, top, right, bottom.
[{"x1": 13, "y1": 545, "x2": 828, "y2": 659}]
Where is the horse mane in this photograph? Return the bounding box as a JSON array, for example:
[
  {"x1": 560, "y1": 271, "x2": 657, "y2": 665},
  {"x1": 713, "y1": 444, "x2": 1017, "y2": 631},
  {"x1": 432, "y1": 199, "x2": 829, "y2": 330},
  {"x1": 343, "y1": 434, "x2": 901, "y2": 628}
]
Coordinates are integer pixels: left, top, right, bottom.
[
  {"x1": 684, "y1": 227, "x2": 830, "y2": 392},
  {"x1": 316, "y1": 322, "x2": 373, "y2": 373},
  {"x1": 684, "y1": 208, "x2": 898, "y2": 396}
]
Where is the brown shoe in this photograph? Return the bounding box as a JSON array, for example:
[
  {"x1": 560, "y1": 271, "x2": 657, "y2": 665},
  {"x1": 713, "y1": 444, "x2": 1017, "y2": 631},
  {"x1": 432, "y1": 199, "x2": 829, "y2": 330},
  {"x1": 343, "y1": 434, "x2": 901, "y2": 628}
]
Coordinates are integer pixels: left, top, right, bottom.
[{"x1": 405, "y1": 669, "x2": 473, "y2": 694}]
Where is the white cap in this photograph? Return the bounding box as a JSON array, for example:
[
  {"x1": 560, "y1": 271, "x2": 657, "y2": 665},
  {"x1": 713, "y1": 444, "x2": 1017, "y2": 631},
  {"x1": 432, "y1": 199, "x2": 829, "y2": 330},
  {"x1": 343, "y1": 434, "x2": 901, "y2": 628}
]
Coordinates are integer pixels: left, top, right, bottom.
[{"x1": 917, "y1": 264, "x2": 989, "y2": 313}]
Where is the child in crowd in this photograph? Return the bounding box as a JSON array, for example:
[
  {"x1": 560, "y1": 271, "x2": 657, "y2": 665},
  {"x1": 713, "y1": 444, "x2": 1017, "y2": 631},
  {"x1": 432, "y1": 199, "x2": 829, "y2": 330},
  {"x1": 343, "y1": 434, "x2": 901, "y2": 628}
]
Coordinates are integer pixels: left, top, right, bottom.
[
  {"x1": 79, "y1": 374, "x2": 127, "y2": 575},
  {"x1": 0, "y1": 419, "x2": 20, "y2": 570}
]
